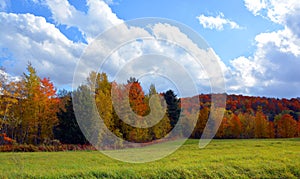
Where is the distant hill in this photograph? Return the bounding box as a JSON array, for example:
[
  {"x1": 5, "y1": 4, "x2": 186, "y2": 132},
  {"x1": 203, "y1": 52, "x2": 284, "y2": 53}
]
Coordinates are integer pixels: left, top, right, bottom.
[{"x1": 192, "y1": 94, "x2": 300, "y2": 121}]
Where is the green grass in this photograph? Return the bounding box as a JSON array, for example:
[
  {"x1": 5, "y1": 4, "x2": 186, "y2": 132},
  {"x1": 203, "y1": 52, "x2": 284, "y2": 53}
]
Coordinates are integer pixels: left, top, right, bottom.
[{"x1": 0, "y1": 139, "x2": 299, "y2": 178}]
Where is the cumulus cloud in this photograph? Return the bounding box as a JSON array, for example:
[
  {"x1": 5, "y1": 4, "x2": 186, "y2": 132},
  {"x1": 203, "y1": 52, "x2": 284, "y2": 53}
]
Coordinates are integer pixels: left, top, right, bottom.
[
  {"x1": 244, "y1": 0, "x2": 300, "y2": 38},
  {"x1": 0, "y1": 12, "x2": 86, "y2": 86},
  {"x1": 0, "y1": 68, "x2": 20, "y2": 83},
  {"x1": 4, "y1": 0, "x2": 299, "y2": 98},
  {"x1": 244, "y1": 0, "x2": 300, "y2": 25},
  {"x1": 227, "y1": 0, "x2": 300, "y2": 97},
  {"x1": 0, "y1": 0, "x2": 125, "y2": 89},
  {"x1": 196, "y1": 13, "x2": 242, "y2": 31},
  {"x1": 74, "y1": 21, "x2": 227, "y2": 96},
  {"x1": 45, "y1": 0, "x2": 123, "y2": 43},
  {"x1": 244, "y1": 0, "x2": 267, "y2": 16},
  {"x1": 0, "y1": 0, "x2": 227, "y2": 95}
]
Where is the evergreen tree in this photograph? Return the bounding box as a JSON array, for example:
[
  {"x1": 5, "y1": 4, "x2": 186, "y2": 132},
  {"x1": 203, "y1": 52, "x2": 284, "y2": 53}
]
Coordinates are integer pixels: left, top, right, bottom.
[
  {"x1": 54, "y1": 91, "x2": 87, "y2": 144},
  {"x1": 164, "y1": 90, "x2": 181, "y2": 128}
]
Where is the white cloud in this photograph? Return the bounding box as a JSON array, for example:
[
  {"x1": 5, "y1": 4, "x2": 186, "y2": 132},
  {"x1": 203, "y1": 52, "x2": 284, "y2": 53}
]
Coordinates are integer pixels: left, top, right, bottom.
[
  {"x1": 45, "y1": 0, "x2": 123, "y2": 43},
  {"x1": 0, "y1": 0, "x2": 226, "y2": 94},
  {"x1": 150, "y1": 23, "x2": 227, "y2": 93},
  {"x1": 255, "y1": 28, "x2": 300, "y2": 56},
  {"x1": 0, "y1": 0, "x2": 127, "y2": 89},
  {"x1": 0, "y1": 12, "x2": 86, "y2": 87},
  {"x1": 0, "y1": 68, "x2": 20, "y2": 83},
  {"x1": 103, "y1": 0, "x2": 118, "y2": 5},
  {"x1": 244, "y1": 0, "x2": 300, "y2": 25},
  {"x1": 196, "y1": 13, "x2": 242, "y2": 31},
  {"x1": 244, "y1": 0, "x2": 267, "y2": 16},
  {"x1": 227, "y1": 1, "x2": 300, "y2": 97},
  {"x1": 229, "y1": 56, "x2": 264, "y2": 94},
  {"x1": 229, "y1": 34, "x2": 300, "y2": 97},
  {"x1": 5, "y1": 0, "x2": 300, "y2": 98},
  {"x1": 73, "y1": 21, "x2": 227, "y2": 96}
]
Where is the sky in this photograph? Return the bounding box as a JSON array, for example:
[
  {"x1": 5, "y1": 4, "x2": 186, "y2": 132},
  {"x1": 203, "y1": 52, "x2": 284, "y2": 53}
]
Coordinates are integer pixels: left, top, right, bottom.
[{"x1": 0, "y1": 0, "x2": 300, "y2": 98}]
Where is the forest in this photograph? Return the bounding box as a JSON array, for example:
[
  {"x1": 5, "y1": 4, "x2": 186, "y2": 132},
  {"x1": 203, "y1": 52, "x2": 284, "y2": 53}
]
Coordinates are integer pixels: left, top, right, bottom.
[{"x1": 0, "y1": 64, "x2": 300, "y2": 146}]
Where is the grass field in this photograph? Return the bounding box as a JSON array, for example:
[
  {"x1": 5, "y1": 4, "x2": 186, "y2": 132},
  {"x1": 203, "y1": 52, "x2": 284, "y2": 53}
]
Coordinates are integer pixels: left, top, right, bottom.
[{"x1": 0, "y1": 139, "x2": 299, "y2": 178}]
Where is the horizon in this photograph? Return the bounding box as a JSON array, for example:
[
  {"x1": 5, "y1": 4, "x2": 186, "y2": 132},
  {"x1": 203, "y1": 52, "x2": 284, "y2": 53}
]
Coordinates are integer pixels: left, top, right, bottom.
[{"x1": 2, "y1": 66, "x2": 300, "y2": 100}]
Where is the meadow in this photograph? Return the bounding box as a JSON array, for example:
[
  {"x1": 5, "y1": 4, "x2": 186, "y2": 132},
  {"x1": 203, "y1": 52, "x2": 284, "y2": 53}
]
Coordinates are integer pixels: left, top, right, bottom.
[{"x1": 0, "y1": 139, "x2": 299, "y2": 178}]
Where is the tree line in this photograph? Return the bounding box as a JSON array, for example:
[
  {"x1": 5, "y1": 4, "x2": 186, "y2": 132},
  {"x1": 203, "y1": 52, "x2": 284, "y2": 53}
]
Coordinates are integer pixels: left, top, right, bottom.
[{"x1": 0, "y1": 64, "x2": 300, "y2": 145}]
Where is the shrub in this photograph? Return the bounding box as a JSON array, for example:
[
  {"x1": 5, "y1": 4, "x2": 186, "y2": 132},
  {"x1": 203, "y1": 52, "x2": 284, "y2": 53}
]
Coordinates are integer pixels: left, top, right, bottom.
[{"x1": 0, "y1": 144, "x2": 97, "y2": 152}]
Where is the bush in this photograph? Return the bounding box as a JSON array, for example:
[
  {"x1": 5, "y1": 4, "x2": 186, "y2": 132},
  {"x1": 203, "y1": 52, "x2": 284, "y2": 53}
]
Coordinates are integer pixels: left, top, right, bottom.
[{"x1": 0, "y1": 144, "x2": 97, "y2": 152}]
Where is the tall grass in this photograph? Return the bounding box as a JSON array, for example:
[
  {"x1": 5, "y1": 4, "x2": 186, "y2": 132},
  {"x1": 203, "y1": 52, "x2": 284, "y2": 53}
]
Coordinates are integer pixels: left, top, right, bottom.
[{"x1": 0, "y1": 138, "x2": 299, "y2": 178}]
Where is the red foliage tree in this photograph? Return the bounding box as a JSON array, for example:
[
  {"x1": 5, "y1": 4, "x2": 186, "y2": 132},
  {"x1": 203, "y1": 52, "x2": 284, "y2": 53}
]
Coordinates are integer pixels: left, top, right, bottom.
[
  {"x1": 127, "y1": 81, "x2": 148, "y2": 116},
  {"x1": 276, "y1": 114, "x2": 297, "y2": 138}
]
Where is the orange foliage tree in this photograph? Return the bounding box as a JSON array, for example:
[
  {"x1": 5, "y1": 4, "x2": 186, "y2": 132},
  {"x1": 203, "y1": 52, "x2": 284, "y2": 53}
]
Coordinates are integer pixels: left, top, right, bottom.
[
  {"x1": 254, "y1": 106, "x2": 269, "y2": 138},
  {"x1": 20, "y1": 64, "x2": 60, "y2": 144},
  {"x1": 276, "y1": 114, "x2": 297, "y2": 138}
]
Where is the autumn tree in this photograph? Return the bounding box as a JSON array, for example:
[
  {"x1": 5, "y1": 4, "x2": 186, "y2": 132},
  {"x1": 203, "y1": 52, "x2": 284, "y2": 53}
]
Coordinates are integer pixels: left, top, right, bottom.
[
  {"x1": 127, "y1": 78, "x2": 148, "y2": 116},
  {"x1": 21, "y1": 64, "x2": 41, "y2": 144},
  {"x1": 254, "y1": 106, "x2": 269, "y2": 138},
  {"x1": 268, "y1": 121, "x2": 275, "y2": 138},
  {"x1": 126, "y1": 79, "x2": 149, "y2": 142},
  {"x1": 144, "y1": 84, "x2": 157, "y2": 116},
  {"x1": 18, "y1": 64, "x2": 60, "y2": 144},
  {"x1": 0, "y1": 69, "x2": 11, "y2": 140},
  {"x1": 0, "y1": 68, "x2": 8, "y2": 135},
  {"x1": 191, "y1": 107, "x2": 209, "y2": 138},
  {"x1": 230, "y1": 114, "x2": 242, "y2": 138},
  {"x1": 297, "y1": 118, "x2": 300, "y2": 137},
  {"x1": 239, "y1": 112, "x2": 255, "y2": 138},
  {"x1": 94, "y1": 72, "x2": 123, "y2": 146},
  {"x1": 0, "y1": 69, "x2": 20, "y2": 137},
  {"x1": 276, "y1": 114, "x2": 297, "y2": 138},
  {"x1": 3, "y1": 80, "x2": 25, "y2": 142},
  {"x1": 3, "y1": 67, "x2": 300, "y2": 145},
  {"x1": 37, "y1": 78, "x2": 60, "y2": 142},
  {"x1": 215, "y1": 116, "x2": 226, "y2": 138},
  {"x1": 147, "y1": 85, "x2": 171, "y2": 140},
  {"x1": 87, "y1": 72, "x2": 114, "y2": 130},
  {"x1": 110, "y1": 78, "x2": 151, "y2": 143},
  {"x1": 219, "y1": 110, "x2": 233, "y2": 138}
]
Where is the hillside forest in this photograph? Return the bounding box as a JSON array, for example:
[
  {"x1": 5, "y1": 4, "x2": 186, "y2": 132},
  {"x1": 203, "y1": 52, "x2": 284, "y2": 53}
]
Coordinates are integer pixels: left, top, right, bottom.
[{"x1": 1, "y1": 64, "x2": 300, "y2": 146}]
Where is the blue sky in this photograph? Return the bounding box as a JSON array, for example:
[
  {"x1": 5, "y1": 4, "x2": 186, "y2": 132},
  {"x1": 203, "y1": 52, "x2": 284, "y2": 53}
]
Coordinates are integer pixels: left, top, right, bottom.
[
  {"x1": 0, "y1": 0, "x2": 300, "y2": 98},
  {"x1": 110, "y1": 0, "x2": 281, "y2": 61}
]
